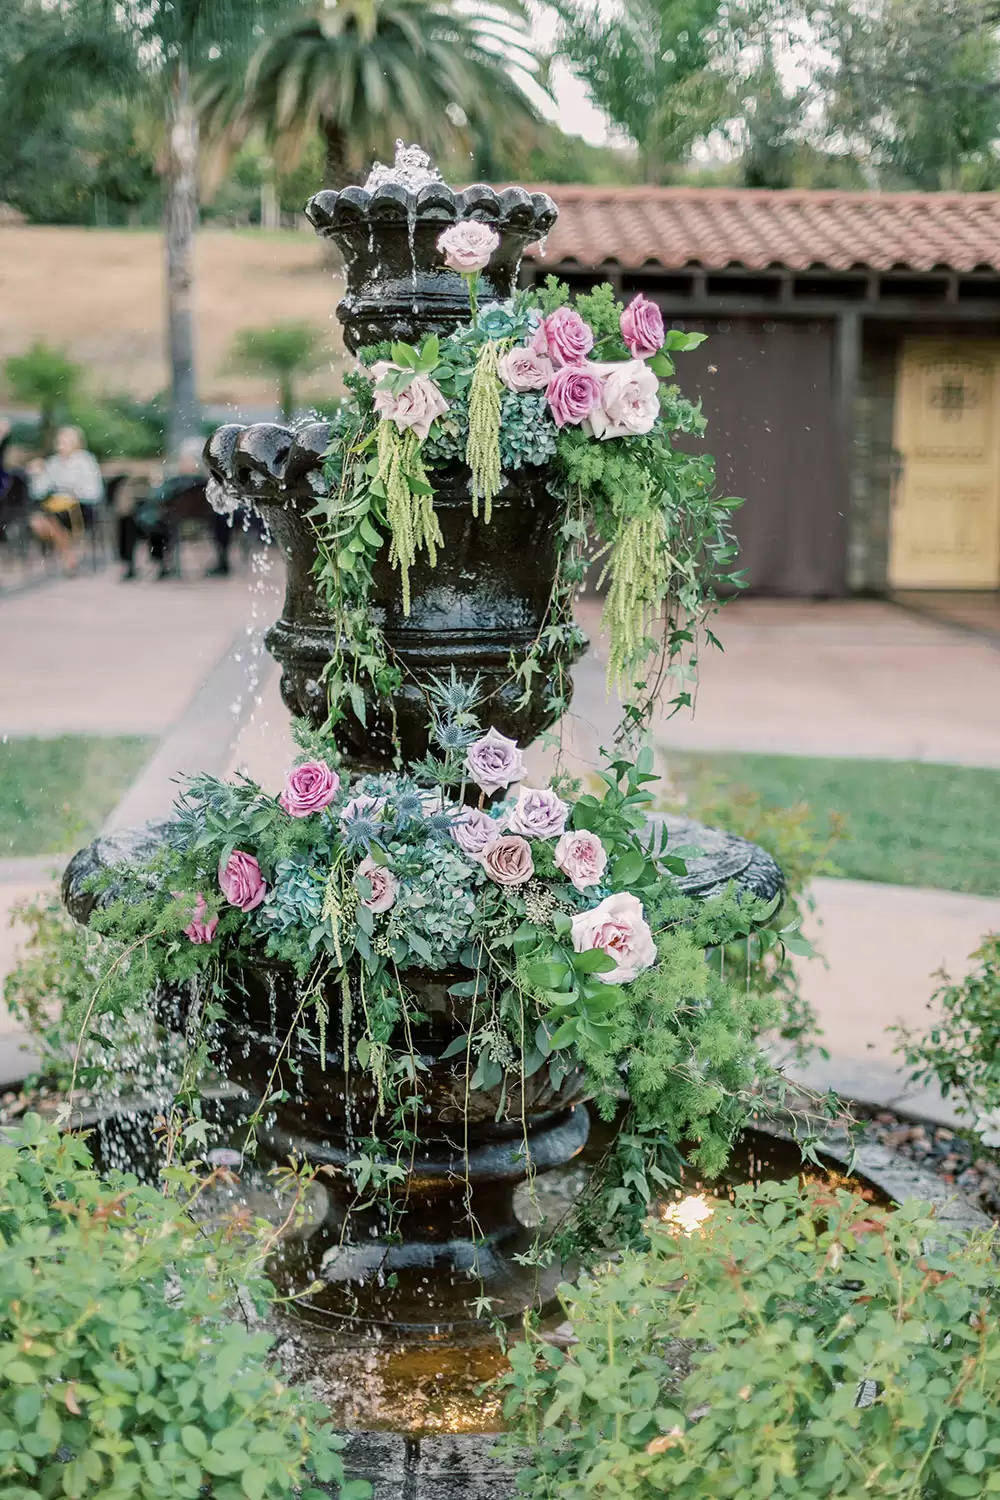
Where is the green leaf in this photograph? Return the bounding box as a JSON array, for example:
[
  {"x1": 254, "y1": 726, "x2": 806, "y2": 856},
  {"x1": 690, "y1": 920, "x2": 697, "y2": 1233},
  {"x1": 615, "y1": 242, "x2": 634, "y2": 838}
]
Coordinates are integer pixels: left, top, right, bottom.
[
  {"x1": 665, "y1": 330, "x2": 708, "y2": 351},
  {"x1": 181, "y1": 1426, "x2": 207, "y2": 1458},
  {"x1": 572, "y1": 947, "x2": 617, "y2": 975}
]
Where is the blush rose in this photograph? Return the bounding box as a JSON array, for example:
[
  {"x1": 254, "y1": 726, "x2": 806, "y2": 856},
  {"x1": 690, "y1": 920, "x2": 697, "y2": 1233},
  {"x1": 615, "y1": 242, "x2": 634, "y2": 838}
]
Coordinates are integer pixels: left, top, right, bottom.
[
  {"x1": 508, "y1": 786, "x2": 569, "y2": 840},
  {"x1": 465, "y1": 727, "x2": 526, "y2": 797},
  {"x1": 620, "y1": 292, "x2": 665, "y2": 358},
  {"x1": 531, "y1": 307, "x2": 595, "y2": 367},
  {"x1": 174, "y1": 891, "x2": 219, "y2": 944},
  {"x1": 482, "y1": 835, "x2": 534, "y2": 886},
  {"x1": 279, "y1": 759, "x2": 340, "y2": 817},
  {"x1": 437, "y1": 221, "x2": 500, "y2": 273},
  {"x1": 547, "y1": 366, "x2": 605, "y2": 429},
  {"x1": 218, "y1": 850, "x2": 267, "y2": 912},
  {"x1": 356, "y1": 855, "x2": 398, "y2": 913},
  {"x1": 554, "y1": 830, "x2": 608, "y2": 891},
  {"x1": 371, "y1": 362, "x2": 449, "y2": 442},
  {"x1": 570, "y1": 892, "x2": 656, "y2": 983},
  {"x1": 496, "y1": 346, "x2": 554, "y2": 392},
  {"x1": 587, "y1": 360, "x2": 660, "y2": 440}
]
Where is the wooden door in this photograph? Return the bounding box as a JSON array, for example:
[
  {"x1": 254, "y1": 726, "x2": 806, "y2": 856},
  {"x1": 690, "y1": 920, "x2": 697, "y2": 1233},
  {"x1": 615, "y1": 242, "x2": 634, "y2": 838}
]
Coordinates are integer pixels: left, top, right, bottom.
[{"x1": 890, "y1": 340, "x2": 1000, "y2": 588}]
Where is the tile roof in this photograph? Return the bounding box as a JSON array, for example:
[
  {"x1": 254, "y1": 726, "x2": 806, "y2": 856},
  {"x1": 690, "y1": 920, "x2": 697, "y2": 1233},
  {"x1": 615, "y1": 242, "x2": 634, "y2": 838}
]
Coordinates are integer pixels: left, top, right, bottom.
[{"x1": 521, "y1": 186, "x2": 1000, "y2": 274}]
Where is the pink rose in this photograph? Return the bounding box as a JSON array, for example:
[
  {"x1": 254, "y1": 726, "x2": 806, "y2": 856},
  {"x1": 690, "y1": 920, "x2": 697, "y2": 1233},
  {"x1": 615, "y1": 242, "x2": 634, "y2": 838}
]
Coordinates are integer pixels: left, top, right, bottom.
[
  {"x1": 356, "y1": 855, "x2": 398, "y2": 913},
  {"x1": 531, "y1": 307, "x2": 594, "y2": 367},
  {"x1": 508, "y1": 786, "x2": 569, "y2": 840},
  {"x1": 371, "y1": 363, "x2": 449, "y2": 442},
  {"x1": 279, "y1": 759, "x2": 340, "y2": 817},
  {"x1": 587, "y1": 360, "x2": 660, "y2": 440},
  {"x1": 620, "y1": 292, "x2": 665, "y2": 358},
  {"x1": 546, "y1": 365, "x2": 605, "y2": 429},
  {"x1": 496, "y1": 346, "x2": 554, "y2": 393},
  {"x1": 571, "y1": 892, "x2": 656, "y2": 984},
  {"x1": 340, "y1": 793, "x2": 387, "y2": 823},
  {"x1": 465, "y1": 727, "x2": 526, "y2": 797},
  {"x1": 554, "y1": 830, "x2": 608, "y2": 892},
  {"x1": 437, "y1": 220, "x2": 500, "y2": 273},
  {"x1": 451, "y1": 806, "x2": 503, "y2": 858},
  {"x1": 174, "y1": 891, "x2": 219, "y2": 945},
  {"x1": 482, "y1": 835, "x2": 534, "y2": 886},
  {"x1": 218, "y1": 850, "x2": 267, "y2": 912}
]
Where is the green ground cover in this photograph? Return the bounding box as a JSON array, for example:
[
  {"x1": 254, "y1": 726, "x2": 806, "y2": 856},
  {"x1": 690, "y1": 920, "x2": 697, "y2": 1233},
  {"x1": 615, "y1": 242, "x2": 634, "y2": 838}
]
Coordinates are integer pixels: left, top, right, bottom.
[
  {"x1": 672, "y1": 751, "x2": 1000, "y2": 896},
  {"x1": 0, "y1": 736, "x2": 154, "y2": 857}
]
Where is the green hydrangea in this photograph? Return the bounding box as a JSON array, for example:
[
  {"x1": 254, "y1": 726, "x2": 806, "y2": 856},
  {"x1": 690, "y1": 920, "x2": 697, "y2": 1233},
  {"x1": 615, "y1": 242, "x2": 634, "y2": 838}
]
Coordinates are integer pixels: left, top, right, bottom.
[
  {"x1": 385, "y1": 839, "x2": 485, "y2": 967},
  {"x1": 499, "y1": 391, "x2": 557, "y2": 469},
  {"x1": 262, "y1": 856, "x2": 326, "y2": 931}
]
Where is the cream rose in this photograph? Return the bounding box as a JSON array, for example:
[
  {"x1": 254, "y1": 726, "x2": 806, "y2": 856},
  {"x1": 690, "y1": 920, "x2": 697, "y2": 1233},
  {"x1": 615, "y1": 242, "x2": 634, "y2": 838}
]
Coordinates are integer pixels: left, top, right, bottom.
[
  {"x1": 496, "y1": 346, "x2": 554, "y2": 392},
  {"x1": 587, "y1": 360, "x2": 660, "y2": 440},
  {"x1": 570, "y1": 892, "x2": 656, "y2": 984},
  {"x1": 371, "y1": 362, "x2": 449, "y2": 442},
  {"x1": 437, "y1": 220, "x2": 500, "y2": 273},
  {"x1": 554, "y1": 830, "x2": 608, "y2": 891}
]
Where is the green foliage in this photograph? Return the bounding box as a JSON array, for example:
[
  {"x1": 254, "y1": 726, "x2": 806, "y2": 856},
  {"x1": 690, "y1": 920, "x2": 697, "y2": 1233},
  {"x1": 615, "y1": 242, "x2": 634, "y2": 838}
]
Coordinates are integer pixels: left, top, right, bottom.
[
  {"x1": 3, "y1": 344, "x2": 81, "y2": 448},
  {"x1": 896, "y1": 936, "x2": 1000, "y2": 1122},
  {"x1": 501, "y1": 1177, "x2": 1000, "y2": 1499},
  {"x1": 229, "y1": 322, "x2": 327, "y2": 420},
  {"x1": 0, "y1": 1114, "x2": 366, "y2": 1500},
  {"x1": 0, "y1": 734, "x2": 155, "y2": 858},
  {"x1": 68, "y1": 393, "x2": 165, "y2": 459}
]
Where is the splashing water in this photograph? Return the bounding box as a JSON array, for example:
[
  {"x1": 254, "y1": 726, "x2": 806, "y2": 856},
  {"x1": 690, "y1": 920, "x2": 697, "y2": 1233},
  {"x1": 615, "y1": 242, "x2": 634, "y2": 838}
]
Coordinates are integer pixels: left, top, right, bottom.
[{"x1": 364, "y1": 142, "x2": 440, "y2": 194}]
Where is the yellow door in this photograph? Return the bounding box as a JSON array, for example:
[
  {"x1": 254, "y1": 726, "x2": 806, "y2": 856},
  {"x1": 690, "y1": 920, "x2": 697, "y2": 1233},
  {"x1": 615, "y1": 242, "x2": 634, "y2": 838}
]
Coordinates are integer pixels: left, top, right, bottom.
[{"x1": 890, "y1": 340, "x2": 1000, "y2": 589}]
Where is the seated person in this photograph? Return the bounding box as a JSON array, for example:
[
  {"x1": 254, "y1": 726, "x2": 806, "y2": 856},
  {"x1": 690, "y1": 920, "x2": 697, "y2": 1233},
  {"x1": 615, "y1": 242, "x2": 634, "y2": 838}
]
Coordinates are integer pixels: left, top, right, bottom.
[
  {"x1": 128, "y1": 439, "x2": 231, "y2": 579},
  {"x1": 28, "y1": 425, "x2": 104, "y2": 574}
]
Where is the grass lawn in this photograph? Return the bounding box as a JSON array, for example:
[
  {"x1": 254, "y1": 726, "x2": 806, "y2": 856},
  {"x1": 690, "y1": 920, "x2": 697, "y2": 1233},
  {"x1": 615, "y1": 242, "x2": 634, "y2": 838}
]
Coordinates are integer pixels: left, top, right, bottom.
[
  {"x1": 670, "y1": 751, "x2": 1000, "y2": 897},
  {"x1": 0, "y1": 736, "x2": 154, "y2": 858}
]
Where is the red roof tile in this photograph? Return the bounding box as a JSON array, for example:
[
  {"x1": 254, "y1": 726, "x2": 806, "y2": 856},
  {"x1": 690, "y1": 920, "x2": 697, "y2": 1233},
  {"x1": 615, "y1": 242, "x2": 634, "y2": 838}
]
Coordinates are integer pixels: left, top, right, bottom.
[{"x1": 521, "y1": 186, "x2": 1000, "y2": 274}]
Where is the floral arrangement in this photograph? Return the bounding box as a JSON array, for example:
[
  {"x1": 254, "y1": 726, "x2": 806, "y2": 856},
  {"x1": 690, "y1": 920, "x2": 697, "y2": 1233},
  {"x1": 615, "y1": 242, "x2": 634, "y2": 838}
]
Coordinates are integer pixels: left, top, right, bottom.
[
  {"x1": 311, "y1": 226, "x2": 742, "y2": 741},
  {"x1": 86, "y1": 679, "x2": 783, "y2": 1247}
]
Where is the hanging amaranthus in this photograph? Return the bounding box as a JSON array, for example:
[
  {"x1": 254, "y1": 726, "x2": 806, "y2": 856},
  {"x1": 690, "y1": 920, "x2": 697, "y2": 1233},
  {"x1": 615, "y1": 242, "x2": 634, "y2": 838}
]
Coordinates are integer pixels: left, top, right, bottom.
[
  {"x1": 466, "y1": 339, "x2": 504, "y2": 523},
  {"x1": 601, "y1": 509, "x2": 669, "y2": 690},
  {"x1": 377, "y1": 420, "x2": 442, "y2": 615}
]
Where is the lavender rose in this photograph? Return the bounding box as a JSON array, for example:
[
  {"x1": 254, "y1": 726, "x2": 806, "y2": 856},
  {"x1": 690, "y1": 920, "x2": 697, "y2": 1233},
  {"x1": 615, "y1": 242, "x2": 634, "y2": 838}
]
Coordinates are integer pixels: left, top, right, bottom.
[
  {"x1": 531, "y1": 307, "x2": 595, "y2": 367},
  {"x1": 279, "y1": 759, "x2": 340, "y2": 817},
  {"x1": 371, "y1": 362, "x2": 449, "y2": 442},
  {"x1": 554, "y1": 830, "x2": 608, "y2": 891},
  {"x1": 547, "y1": 365, "x2": 605, "y2": 429},
  {"x1": 218, "y1": 850, "x2": 267, "y2": 912},
  {"x1": 482, "y1": 835, "x2": 534, "y2": 886},
  {"x1": 496, "y1": 345, "x2": 554, "y2": 392},
  {"x1": 570, "y1": 892, "x2": 656, "y2": 984},
  {"x1": 451, "y1": 806, "x2": 502, "y2": 858},
  {"x1": 508, "y1": 786, "x2": 569, "y2": 840},
  {"x1": 620, "y1": 292, "x2": 665, "y2": 359},
  {"x1": 587, "y1": 360, "x2": 660, "y2": 440},
  {"x1": 465, "y1": 726, "x2": 526, "y2": 797},
  {"x1": 174, "y1": 891, "x2": 218, "y2": 944},
  {"x1": 437, "y1": 220, "x2": 500, "y2": 273},
  {"x1": 356, "y1": 855, "x2": 398, "y2": 913}
]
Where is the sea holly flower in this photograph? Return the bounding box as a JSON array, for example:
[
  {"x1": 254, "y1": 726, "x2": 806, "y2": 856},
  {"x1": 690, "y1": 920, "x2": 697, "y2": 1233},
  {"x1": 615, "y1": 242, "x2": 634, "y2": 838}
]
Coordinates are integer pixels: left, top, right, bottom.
[
  {"x1": 437, "y1": 220, "x2": 500, "y2": 273},
  {"x1": 482, "y1": 835, "x2": 534, "y2": 886},
  {"x1": 218, "y1": 851, "x2": 267, "y2": 912},
  {"x1": 279, "y1": 759, "x2": 340, "y2": 817},
  {"x1": 356, "y1": 855, "x2": 398, "y2": 913},
  {"x1": 571, "y1": 891, "x2": 656, "y2": 983},
  {"x1": 465, "y1": 727, "x2": 526, "y2": 797},
  {"x1": 587, "y1": 359, "x2": 660, "y2": 440},
  {"x1": 508, "y1": 786, "x2": 569, "y2": 840},
  {"x1": 554, "y1": 829, "x2": 608, "y2": 891},
  {"x1": 340, "y1": 793, "x2": 387, "y2": 822},
  {"x1": 370, "y1": 362, "x2": 449, "y2": 442},
  {"x1": 173, "y1": 891, "x2": 218, "y2": 944},
  {"x1": 547, "y1": 365, "x2": 605, "y2": 429},
  {"x1": 531, "y1": 307, "x2": 595, "y2": 367},
  {"x1": 620, "y1": 292, "x2": 665, "y2": 358}
]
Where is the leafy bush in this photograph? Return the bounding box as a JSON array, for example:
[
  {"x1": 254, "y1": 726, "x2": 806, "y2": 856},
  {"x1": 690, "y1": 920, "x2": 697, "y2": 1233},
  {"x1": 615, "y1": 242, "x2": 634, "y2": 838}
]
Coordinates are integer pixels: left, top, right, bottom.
[
  {"x1": 501, "y1": 1178, "x2": 1000, "y2": 1499},
  {"x1": 68, "y1": 393, "x2": 165, "y2": 459},
  {"x1": 896, "y1": 935, "x2": 1000, "y2": 1124},
  {"x1": 3, "y1": 343, "x2": 81, "y2": 448},
  {"x1": 0, "y1": 1114, "x2": 367, "y2": 1500}
]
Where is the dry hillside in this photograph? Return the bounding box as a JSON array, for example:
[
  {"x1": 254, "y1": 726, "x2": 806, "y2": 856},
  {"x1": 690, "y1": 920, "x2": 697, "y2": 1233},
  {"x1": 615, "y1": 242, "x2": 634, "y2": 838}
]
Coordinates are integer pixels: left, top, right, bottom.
[{"x1": 0, "y1": 225, "x2": 346, "y2": 413}]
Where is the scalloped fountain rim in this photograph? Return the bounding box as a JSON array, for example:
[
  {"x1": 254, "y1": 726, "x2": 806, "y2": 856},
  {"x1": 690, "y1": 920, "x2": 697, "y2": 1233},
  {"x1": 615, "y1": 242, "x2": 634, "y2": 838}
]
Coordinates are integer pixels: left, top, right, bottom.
[{"x1": 305, "y1": 180, "x2": 558, "y2": 239}]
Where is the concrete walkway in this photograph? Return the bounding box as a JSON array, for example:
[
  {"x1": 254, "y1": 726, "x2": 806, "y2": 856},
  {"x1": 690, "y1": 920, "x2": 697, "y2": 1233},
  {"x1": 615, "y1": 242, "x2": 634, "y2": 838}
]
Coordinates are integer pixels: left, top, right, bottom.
[{"x1": 2, "y1": 571, "x2": 999, "y2": 1119}]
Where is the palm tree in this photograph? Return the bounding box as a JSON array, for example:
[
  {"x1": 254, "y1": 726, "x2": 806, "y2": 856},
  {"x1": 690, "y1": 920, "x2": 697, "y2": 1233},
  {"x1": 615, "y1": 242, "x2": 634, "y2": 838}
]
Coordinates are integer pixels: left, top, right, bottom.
[
  {"x1": 229, "y1": 322, "x2": 327, "y2": 419},
  {"x1": 218, "y1": 0, "x2": 544, "y2": 188},
  {"x1": 7, "y1": 0, "x2": 291, "y2": 456}
]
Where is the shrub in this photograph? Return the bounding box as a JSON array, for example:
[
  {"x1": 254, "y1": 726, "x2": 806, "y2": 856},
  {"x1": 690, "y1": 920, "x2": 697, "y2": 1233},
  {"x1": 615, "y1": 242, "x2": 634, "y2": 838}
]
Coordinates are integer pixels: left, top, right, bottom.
[
  {"x1": 501, "y1": 1178, "x2": 1000, "y2": 1499},
  {"x1": 3, "y1": 343, "x2": 81, "y2": 450},
  {"x1": 68, "y1": 394, "x2": 165, "y2": 459},
  {"x1": 0, "y1": 1114, "x2": 367, "y2": 1500},
  {"x1": 896, "y1": 935, "x2": 1000, "y2": 1125}
]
